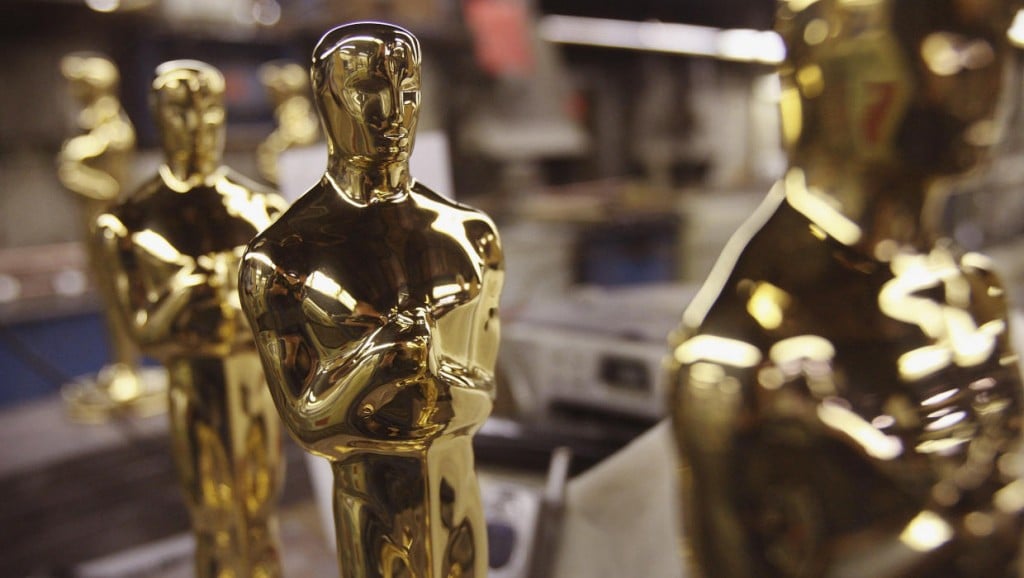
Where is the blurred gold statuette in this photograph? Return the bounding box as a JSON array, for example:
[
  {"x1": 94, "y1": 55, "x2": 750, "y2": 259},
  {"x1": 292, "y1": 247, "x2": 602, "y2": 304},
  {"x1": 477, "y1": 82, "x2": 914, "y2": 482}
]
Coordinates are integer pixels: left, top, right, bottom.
[
  {"x1": 57, "y1": 52, "x2": 167, "y2": 423},
  {"x1": 239, "y1": 22, "x2": 504, "y2": 577},
  {"x1": 94, "y1": 60, "x2": 288, "y2": 578},
  {"x1": 257, "y1": 60, "x2": 321, "y2": 184},
  {"x1": 669, "y1": 1, "x2": 1024, "y2": 576}
]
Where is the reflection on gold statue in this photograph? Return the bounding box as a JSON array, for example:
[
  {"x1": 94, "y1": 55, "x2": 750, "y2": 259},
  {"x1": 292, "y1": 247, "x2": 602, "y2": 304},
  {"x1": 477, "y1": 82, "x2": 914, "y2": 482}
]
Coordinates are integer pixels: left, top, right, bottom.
[
  {"x1": 58, "y1": 52, "x2": 166, "y2": 422},
  {"x1": 94, "y1": 60, "x2": 287, "y2": 578},
  {"x1": 239, "y1": 22, "x2": 503, "y2": 577},
  {"x1": 668, "y1": 1, "x2": 1024, "y2": 576},
  {"x1": 257, "y1": 60, "x2": 321, "y2": 185}
]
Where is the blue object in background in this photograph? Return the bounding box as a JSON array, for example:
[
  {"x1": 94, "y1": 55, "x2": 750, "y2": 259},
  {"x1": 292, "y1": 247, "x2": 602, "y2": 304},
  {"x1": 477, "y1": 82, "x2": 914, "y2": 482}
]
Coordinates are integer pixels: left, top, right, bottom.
[
  {"x1": 573, "y1": 214, "x2": 681, "y2": 287},
  {"x1": 0, "y1": 312, "x2": 110, "y2": 406}
]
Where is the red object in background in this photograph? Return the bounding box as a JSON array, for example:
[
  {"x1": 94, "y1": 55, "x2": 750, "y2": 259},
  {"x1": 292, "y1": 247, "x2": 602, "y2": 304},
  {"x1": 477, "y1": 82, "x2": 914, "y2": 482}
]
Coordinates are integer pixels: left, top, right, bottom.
[
  {"x1": 861, "y1": 81, "x2": 897, "y2": 145},
  {"x1": 463, "y1": 0, "x2": 536, "y2": 78}
]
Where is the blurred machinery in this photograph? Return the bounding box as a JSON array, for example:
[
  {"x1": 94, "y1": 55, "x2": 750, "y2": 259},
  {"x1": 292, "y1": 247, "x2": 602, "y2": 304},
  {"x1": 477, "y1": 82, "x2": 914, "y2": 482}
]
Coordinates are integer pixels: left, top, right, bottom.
[{"x1": 502, "y1": 283, "x2": 695, "y2": 421}]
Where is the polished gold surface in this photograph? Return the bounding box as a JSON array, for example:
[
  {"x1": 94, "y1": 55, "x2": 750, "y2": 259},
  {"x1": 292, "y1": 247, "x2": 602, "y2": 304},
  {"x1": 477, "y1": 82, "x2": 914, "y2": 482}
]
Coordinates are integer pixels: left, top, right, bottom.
[
  {"x1": 94, "y1": 60, "x2": 288, "y2": 578},
  {"x1": 239, "y1": 22, "x2": 503, "y2": 578},
  {"x1": 669, "y1": 1, "x2": 1024, "y2": 576},
  {"x1": 58, "y1": 52, "x2": 167, "y2": 422},
  {"x1": 257, "y1": 60, "x2": 321, "y2": 184},
  {"x1": 59, "y1": 53, "x2": 134, "y2": 203}
]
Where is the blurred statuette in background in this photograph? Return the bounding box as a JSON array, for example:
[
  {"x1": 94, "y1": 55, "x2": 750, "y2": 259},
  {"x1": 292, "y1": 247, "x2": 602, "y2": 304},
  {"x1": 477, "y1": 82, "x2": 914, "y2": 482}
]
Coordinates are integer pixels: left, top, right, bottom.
[
  {"x1": 94, "y1": 60, "x2": 288, "y2": 578},
  {"x1": 257, "y1": 59, "x2": 321, "y2": 185},
  {"x1": 239, "y1": 22, "x2": 503, "y2": 578},
  {"x1": 668, "y1": 0, "x2": 1024, "y2": 576},
  {"x1": 57, "y1": 52, "x2": 167, "y2": 423}
]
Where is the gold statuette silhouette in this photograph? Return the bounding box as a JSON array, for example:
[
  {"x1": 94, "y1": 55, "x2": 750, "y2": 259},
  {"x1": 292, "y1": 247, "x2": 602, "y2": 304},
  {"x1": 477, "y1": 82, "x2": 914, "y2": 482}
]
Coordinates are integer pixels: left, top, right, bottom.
[
  {"x1": 95, "y1": 60, "x2": 288, "y2": 578},
  {"x1": 58, "y1": 52, "x2": 166, "y2": 422},
  {"x1": 239, "y1": 22, "x2": 503, "y2": 578},
  {"x1": 257, "y1": 60, "x2": 321, "y2": 185},
  {"x1": 668, "y1": 1, "x2": 1024, "y2": 576}
]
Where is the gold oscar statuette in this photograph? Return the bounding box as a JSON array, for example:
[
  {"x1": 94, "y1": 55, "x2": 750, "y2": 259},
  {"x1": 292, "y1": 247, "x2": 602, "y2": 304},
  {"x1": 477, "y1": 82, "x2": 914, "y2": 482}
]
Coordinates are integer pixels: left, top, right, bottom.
[
  {"x1": 257, "y1": 60, "x2": 321, "y2": 185},
  {"x1": 58, "y1": 52, "x2": 167, "y2": 422},
  {"x1": 668, "y1": 0, "x2": 1024, "y2": 576},
  {"x1": 239, "y1": 22, "x2": 504, "y2": 578},
  {"x1": 94, "y1": 60, "x2": 288, "y2": 578}
]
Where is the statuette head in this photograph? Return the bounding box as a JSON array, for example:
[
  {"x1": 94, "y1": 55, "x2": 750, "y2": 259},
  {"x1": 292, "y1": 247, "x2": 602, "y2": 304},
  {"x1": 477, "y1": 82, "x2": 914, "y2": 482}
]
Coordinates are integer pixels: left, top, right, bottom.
[
  {"x1": 151, "y1": 60, "x2": 226, "y2": 177},
  {"x1": 61, "y1": 53, "x2": 119, "y2": 103},
  {"x1": 311, "y1": 22, "x2": 421, "y2": 166}
]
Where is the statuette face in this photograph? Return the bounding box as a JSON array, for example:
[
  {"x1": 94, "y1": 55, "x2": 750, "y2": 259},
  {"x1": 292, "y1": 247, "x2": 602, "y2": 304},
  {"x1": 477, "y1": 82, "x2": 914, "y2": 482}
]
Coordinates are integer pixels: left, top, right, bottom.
[
  {"x1": 151, "y1": 61, "x2": 227, "y2": 183},
  {"x1": 777, "y1": 0, "x2": 1013, "y2": 175},
  {"x1": 313, "y1": 23, "x2": 421, "y2": 165},
  {"x1": 669, "y1": 1, "x2": 1024, "y2": 576},
  {"x1": 95, "y1": 60, "x2": 287, "y2": 578},
  {"x1": 240, "y1": 22, "x2": 502, "y2": 578}
]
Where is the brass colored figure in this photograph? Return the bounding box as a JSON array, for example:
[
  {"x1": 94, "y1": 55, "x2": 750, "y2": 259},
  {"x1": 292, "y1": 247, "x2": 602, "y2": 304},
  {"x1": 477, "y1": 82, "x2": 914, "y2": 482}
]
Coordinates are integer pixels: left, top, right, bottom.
[
  {"x1": 58, "y1": 52, "x2": 165, "y2": 422},
  {"x1": 257, "y1": 60, "x2": 321, "y2": 184},
  {"x1": 668, "y1": 1, "x2": 1024, "y2": 576},
  {"x1": 95, "y1": 61, "x2": 287, "y2": 578},
  {"x1": 59, "y1": 53, "x2": 134, "y2": 203},
  {"x1": 239, "y1": 22, "x2": 503, "y2": 578}
]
